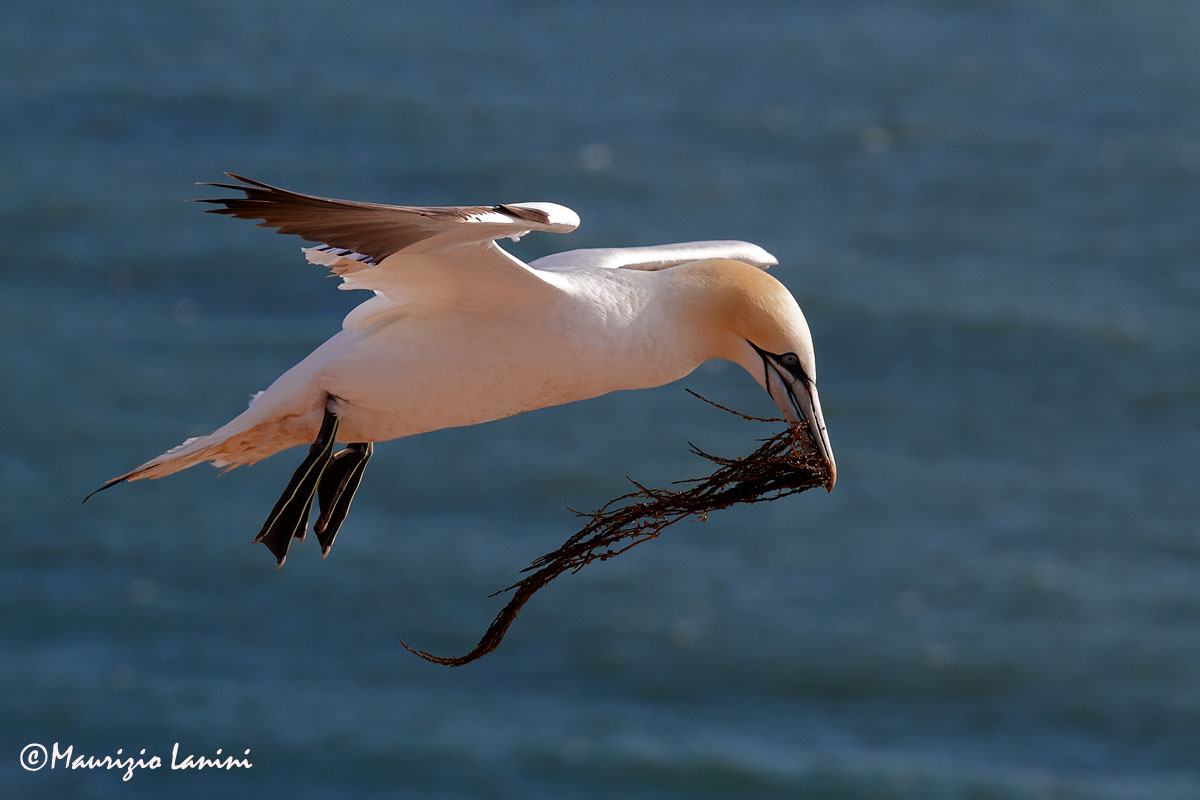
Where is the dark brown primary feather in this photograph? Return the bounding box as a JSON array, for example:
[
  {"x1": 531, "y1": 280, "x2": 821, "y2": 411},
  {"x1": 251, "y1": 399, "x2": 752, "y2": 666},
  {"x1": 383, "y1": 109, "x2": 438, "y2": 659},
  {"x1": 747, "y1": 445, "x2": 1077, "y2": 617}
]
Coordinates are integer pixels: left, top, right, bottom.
[
  {"x1": 195, "y1": 173, "x2": 520, "y2": 264},
  {"x1": 495, "y1": 203, "x2": 552, "y2": 225}
]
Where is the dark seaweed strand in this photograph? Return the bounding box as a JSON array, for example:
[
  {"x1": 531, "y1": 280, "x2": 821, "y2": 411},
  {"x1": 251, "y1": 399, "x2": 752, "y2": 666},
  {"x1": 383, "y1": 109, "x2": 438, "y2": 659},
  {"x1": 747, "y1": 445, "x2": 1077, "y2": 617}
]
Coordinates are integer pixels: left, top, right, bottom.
[{"x1": 399, "y1": 394, "x2": 832, "y2": 667}]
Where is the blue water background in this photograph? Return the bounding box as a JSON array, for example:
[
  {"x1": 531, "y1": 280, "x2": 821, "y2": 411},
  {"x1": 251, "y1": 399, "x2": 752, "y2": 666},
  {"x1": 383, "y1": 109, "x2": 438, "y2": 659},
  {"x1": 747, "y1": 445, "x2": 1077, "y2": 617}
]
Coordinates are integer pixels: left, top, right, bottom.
[{"x1": 3, "y1": 1, "x2": 1198, "y2": 797}]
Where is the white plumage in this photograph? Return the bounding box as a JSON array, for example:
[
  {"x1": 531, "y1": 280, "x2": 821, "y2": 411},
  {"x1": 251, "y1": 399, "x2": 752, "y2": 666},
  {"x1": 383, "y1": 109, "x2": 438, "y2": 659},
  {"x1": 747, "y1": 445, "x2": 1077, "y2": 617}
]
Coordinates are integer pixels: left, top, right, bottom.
[{"x1": 91, "y1": 175, "x2": 835, "y2": 565}]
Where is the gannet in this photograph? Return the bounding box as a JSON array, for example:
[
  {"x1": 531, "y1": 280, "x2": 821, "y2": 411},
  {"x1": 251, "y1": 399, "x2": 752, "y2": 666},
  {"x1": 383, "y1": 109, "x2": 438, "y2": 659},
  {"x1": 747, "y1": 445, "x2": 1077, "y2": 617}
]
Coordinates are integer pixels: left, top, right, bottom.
[{"x1": 88, "y1": 174, "x2": 836, "y2": 566}]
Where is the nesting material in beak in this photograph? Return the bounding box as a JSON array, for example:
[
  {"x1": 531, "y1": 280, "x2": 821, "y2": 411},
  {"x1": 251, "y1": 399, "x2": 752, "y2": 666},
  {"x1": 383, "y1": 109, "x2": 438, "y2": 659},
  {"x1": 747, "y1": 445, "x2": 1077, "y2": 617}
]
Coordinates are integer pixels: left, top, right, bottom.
[{"x1": 399, "y1": 391, "x2": 834, "y2": 667}]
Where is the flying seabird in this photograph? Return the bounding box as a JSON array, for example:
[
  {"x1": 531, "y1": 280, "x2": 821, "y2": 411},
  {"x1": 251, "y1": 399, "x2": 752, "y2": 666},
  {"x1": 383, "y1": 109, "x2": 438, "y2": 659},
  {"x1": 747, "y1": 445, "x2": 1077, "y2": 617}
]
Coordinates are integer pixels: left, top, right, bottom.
[{"x1": 88, "y1": 174, "x2": 836, "y2": 566}]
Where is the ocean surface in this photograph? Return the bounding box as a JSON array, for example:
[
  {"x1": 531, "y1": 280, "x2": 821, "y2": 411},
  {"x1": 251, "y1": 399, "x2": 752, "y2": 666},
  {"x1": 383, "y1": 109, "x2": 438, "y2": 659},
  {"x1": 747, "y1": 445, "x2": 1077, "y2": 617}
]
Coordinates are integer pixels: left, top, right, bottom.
[{"x1": 3, "y1": 1, "x2": 1198, "y2": 797}]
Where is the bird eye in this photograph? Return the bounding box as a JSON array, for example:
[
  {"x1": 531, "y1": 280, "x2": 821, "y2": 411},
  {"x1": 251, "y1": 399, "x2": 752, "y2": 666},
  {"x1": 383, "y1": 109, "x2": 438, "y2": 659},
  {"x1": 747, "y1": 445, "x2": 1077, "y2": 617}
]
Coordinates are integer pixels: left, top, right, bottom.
[{"x1": 780, "y1": 353, "x2": 800, "y2": 368}]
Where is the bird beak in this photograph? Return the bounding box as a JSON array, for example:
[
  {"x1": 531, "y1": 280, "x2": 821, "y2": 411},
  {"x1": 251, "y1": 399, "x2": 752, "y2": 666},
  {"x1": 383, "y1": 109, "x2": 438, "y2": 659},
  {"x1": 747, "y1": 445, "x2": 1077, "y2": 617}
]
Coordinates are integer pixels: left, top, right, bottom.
[{"x1": 765, "y1": 364, "x2": 837, "y2": 491}]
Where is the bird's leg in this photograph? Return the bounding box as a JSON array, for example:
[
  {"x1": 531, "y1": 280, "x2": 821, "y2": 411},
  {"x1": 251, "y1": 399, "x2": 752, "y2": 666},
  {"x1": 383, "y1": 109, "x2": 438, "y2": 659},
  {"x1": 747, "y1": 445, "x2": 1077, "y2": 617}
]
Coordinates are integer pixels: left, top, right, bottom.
[
  {"x1": 254, "y1": 404, "x2": 340, "y2": 567},
  {"x1": 313, "y1": 442, "x2": 373, "y2": 559}
]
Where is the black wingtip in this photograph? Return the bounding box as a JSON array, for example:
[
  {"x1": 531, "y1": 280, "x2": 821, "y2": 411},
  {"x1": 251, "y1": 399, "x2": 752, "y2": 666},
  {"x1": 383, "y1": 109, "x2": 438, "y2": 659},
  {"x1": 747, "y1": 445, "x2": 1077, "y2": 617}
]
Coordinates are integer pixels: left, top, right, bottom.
[
  {"x1": 223, "y1": 173, "x2": 282, "y2": 191},
  {"x1": 82, "y1": 477, "x2": 126, "y2": 505},
  {"x1": 193, "y1": 172, "x2": 254, "y2": 184},
  {"x1": 192, "y1": 188, "x2": 243, "y2": 198},
  {"x1": 193, "y1": 173, "x2": 270, "y2": 193}
]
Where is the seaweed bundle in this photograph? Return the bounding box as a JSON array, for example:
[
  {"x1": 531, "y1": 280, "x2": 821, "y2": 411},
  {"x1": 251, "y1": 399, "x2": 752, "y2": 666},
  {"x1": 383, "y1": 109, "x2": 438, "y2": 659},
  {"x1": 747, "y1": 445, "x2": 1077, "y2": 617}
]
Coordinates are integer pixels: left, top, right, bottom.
[{"x1": 400, "y1": 391, "x2": 834, "y2": 666}]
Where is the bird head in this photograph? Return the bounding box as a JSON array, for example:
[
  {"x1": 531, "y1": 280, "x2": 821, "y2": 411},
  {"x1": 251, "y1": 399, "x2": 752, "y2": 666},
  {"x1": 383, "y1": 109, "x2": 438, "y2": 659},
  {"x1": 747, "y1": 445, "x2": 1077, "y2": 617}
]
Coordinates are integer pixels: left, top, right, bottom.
[{"x1": 681, "y1": 259, "x2": 837, "y2": 490}]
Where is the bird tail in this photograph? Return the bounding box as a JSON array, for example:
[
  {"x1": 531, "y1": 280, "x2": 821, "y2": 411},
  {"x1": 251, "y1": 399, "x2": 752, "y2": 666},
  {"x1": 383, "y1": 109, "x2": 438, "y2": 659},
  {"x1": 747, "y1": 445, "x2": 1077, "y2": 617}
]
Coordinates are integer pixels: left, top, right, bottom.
[{"x1": 84, "y1": 408, "x2": 307, "y2": 502}]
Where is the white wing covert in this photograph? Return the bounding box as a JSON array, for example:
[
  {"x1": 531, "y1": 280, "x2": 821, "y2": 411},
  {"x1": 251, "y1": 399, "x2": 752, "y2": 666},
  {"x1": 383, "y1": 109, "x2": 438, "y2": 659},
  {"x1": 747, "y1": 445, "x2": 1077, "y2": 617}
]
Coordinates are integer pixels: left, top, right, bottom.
[{"x1": 528, "y1": 240, "x2": 777, "y2": 273}]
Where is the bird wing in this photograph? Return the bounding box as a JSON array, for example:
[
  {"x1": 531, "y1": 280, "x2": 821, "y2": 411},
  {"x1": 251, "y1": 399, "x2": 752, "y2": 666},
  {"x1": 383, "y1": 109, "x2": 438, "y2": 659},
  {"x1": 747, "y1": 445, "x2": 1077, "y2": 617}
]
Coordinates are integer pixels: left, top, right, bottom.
[
  {"x1": 197, "y1": 173, "x2": 580, "y2": 301},
  {"x1": 528, "y1": 241, "x2": 777, "y2": 272}
]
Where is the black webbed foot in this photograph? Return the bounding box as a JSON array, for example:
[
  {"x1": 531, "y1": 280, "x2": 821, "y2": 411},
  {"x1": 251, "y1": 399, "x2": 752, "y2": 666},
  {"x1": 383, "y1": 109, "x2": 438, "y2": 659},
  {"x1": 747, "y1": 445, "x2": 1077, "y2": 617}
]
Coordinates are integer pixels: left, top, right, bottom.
[
  {"x1": 254, "y1": 406, "x2": 340, "y2": 567},
  {"x1": 314, "y1": 442, "x2": 373, "y2": 558}
]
